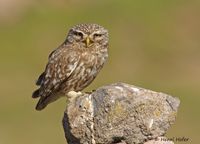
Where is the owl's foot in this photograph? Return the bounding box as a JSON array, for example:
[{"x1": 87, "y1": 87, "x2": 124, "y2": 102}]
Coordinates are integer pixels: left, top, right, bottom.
[
  {"x1": 67, "y1": 91, "x2": 82, "y2": 98},
  {"x1": 67, "y1": 91, "x2": 83, "y2": 102}
]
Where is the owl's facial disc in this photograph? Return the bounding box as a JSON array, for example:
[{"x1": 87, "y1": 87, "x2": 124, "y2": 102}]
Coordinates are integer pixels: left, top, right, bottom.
[
  {"x1": 72, "y1": 30, "x2": 94, "y2": 47},
  {"x1": 68, "y1": 24, "x2": 108, "y2": 47}
]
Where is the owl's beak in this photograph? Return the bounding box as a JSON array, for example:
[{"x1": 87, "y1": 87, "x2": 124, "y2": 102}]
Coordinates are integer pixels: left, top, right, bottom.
[{"x1": 85, "y1": 37, "x2": 92, "y2": 47}]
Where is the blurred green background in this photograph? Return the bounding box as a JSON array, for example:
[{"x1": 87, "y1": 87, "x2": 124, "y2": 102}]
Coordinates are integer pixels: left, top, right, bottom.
[{"x1": 0, "y1": 0, "x2": 199, "y2": 143}]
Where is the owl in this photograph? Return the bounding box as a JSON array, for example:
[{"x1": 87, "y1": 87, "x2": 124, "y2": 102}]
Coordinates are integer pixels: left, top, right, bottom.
[{"x1": 32, "y1": 23, "x2": 109, "y2": 111}]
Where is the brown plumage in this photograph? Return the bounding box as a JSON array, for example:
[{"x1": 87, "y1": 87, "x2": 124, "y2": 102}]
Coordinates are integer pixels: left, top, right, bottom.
[{"x1": 32, "y1": 24, "x2": 109, "y2": 110}]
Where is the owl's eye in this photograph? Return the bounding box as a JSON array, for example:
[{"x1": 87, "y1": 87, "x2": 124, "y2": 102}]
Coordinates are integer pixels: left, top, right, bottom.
[
  {"x1": 73, "y1": 31, "x2": 84, "y2": 37},
  {"x1": 93, "y1": 33, "x2": 102, "y2": 37}
]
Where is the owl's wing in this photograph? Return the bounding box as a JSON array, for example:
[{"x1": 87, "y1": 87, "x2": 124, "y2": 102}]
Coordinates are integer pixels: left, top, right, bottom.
[
  {"x1": 32, "y1": 45, "x2": 80, "y2": 110},
  {"x1": 35, "y1": 72, "x2": 45, "y2": 86},
  {"x1": 35, "y1": 49, "x2": 57, "y2": 86}
]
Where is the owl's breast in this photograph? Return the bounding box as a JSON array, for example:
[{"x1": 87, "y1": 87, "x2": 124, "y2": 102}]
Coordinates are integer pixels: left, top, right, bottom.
[
  {"x1": 60, "y1": 47, "x2": 108, "y2": 92},
  {"x1": 81, "y1": 49, "x2": 108, "y2": 68}
]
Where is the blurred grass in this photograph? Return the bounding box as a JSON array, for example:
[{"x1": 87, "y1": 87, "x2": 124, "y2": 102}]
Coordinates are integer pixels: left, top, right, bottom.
[{"x1": 0, "y1": 0, "x2": 200, "y2": 144}]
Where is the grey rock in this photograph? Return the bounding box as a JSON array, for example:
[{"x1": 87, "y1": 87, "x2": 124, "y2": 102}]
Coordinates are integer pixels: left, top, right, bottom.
[{"x1": 62, "y1": 83, "x2": 180, "y2": 144}]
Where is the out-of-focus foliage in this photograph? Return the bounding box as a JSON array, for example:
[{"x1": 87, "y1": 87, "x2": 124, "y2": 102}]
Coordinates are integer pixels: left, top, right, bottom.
[{"x1": 0, "y1": 0, "x2": 199, "y2": 144}]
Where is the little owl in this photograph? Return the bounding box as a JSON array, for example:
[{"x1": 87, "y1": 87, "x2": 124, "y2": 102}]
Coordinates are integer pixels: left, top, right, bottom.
[{"x1": 32, "y1": 23, "x2": 109, "y2": 110}]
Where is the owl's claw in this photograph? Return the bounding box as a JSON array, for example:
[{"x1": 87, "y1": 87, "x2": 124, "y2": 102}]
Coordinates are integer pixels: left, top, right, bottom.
[
  {"x1": 67, "y1": 91, "x2": 83, "y2": 103},
  {"x1": 67, "y1": 91, "x2": 82, "y2": 98}
]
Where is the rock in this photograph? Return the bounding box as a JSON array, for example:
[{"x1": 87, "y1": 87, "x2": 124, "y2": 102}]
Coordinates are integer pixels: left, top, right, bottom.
[{"x1": 62, "y1": 83, "x2": 180, "y2": 144}]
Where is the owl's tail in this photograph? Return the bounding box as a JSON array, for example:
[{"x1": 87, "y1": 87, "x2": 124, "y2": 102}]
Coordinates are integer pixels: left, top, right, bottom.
[
  {"x1": 32, "y1": 89, "x2": 40, "y2": 98},
  {"x1": 35, "y1": 97, "x2": 48, "y2": 111},
  {"x1": 35, "y1": 93, "x2": 60, "y2": 111},
  {"x1": 32, "y1": 89, "x2": 48, "y2": 110}
]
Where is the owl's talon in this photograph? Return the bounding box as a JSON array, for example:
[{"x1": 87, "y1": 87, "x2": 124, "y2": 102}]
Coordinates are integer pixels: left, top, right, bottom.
[
  {"x1": 67, "y1": 91, "x2": 83, "y2": 102},
  {"x1": 67, "y1": 91, "x2": 82, "y2": 98}
]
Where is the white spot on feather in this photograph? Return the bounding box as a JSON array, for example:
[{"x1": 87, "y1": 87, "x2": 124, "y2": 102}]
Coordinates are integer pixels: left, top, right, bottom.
[
  {"x1": 52, "y1": 79, "x2": 57, "y2": 85},
  {"x1": 45, "y1": 69, "x2": 51, "y2": 78},
  {"x1": 57, "y1": 68, "x2": 61, "y2": 73},
  {"x1": 59, "y1": 73, "x2": 63, "y2": 78}
]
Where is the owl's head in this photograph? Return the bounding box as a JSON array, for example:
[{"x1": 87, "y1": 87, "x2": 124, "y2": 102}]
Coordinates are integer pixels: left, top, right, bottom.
[{"x1": 66, "y1": 24, "x2": 109, "y2": 47}]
